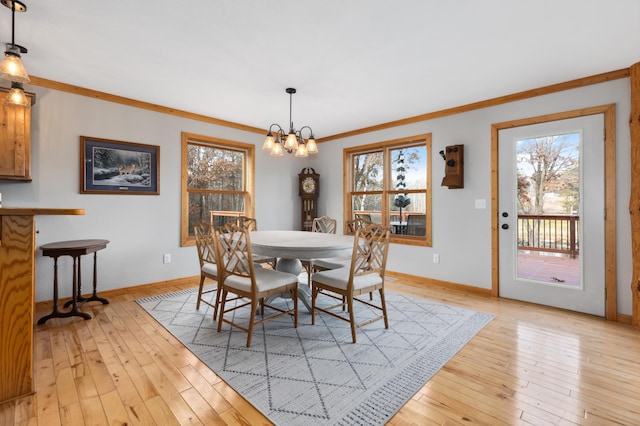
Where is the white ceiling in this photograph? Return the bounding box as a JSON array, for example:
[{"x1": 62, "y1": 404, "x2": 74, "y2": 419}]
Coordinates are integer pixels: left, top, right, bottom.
[{"x1": 3, "y1": 0, "x2": 640, "y2": 138}]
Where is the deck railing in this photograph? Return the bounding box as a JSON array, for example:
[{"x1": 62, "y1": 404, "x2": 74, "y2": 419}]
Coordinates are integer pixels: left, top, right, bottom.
[{"x1": 517, "y1": 214, "x2": 579, "y2": 258}]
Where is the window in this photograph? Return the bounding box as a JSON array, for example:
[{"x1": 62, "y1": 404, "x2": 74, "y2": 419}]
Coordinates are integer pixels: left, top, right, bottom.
[
  {"x1": 181, "y1": 132, "x2": 254, "y2": 246},
  {"x1": 344, "y1": 134, "x2": 431, "y2": 246}
]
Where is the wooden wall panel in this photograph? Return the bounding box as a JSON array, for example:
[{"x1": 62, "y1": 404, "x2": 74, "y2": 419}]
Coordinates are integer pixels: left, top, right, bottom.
[{"x1": 629, "y1": 62, "x2": 640, "y2": 328}]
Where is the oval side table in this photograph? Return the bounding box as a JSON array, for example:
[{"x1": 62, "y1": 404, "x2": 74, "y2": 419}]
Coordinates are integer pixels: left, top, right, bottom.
[{"x1": 37, "y1": 239, "x2": 110, "y2": 325}]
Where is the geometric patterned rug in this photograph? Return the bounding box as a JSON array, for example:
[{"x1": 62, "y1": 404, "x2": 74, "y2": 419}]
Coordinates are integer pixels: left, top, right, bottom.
[{"x1": 137, "y1": 287, "x2": 494, "y2": 425}]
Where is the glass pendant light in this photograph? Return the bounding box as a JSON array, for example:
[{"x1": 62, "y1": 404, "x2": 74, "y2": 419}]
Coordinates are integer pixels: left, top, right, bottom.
[
  {"x1": 0, "y1": 0, "x2": 30, "y2": 83},
  {"x1": 4, "y1": 80, "x2": 29, "y2": 107}
]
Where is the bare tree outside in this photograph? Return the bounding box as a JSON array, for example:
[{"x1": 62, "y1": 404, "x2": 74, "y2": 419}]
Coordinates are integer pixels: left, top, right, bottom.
[
  {"x1": 516, "y1": 133, "x2": 579, "y2": 215},
  {"x1": 352, "y1": 151, "x2": 383, "y2": 213},
  {"x1": 187, "y1": 144, "x2": 245, "y2": 234}
]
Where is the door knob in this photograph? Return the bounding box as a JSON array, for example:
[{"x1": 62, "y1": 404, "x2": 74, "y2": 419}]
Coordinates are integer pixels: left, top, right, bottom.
[{"x1": 501, "y1": 223, "x2": 509, "y2": 230}]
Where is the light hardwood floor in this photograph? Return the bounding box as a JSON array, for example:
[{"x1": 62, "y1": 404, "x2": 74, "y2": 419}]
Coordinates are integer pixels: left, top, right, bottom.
[{"x1": 2, "y1": 276, "x2": 639, "y2": 425}]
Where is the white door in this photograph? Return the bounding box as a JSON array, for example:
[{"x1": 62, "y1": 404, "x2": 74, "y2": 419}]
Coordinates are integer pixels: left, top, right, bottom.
[{"x1": 498, "y1": 114, "x2": 605, "y2": 316}]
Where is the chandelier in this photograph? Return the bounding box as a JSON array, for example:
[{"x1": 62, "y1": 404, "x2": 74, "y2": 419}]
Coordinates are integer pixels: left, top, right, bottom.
[
  {"x1": 0, "y1": 0, "x2": 30, "y2": 108},
  {"x1": 262, "y1": 88, "x2": 318, "y2": 157}
]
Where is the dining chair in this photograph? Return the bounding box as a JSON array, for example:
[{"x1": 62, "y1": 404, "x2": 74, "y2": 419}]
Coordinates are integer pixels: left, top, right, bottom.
[
  {"x1": 301, "y1": 216, "x2": 337, "y2": 286},
  {"x1": 406, "y1": 214, "x2": 427, "y2": 236},
  {"x1": 193, "y1": 221, "x2": 220, "y2": 318},
  {"x1": 345, "y1": 217, "x2": 368, "y2": 235},
  {"x1": 237, "y1": 216, "x2": 278, "y2": 268},
  {"x1": 210, "y1": 211, "x2": 242, "y2": 228},
  {"x1": 312, "y1": 216, "x2": 337, "y2": 234},
  {"x1": 354, "y1": 213, "x2": 372, "y2": 223},
  {"x1": 311, "y1": 222, "x2": 391, "y2": 343},
  {"x1": 214, "y1": 222, "x2": 298, "y2": 347}
]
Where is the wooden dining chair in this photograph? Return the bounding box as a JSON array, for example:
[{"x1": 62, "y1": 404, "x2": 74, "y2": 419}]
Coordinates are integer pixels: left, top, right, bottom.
[
  {"x1": 301, "y1": 216, "x2": 337, "y2": 285},
  {"x1": 312, "y1": 216, "x2": 337, "y2": 234},
  {"x1": 210, "y1": 211, "x2": 242, "y2": 228},
  {"x1": 345, "y1": 217, "x2": 368, "y2": 235},
  {"x1": 406, "y1": 214, "x2": 427, "y2": 236},
  {"x1": 354, "y1": 213, "x2": 372, "y2": 224},
  {"x1": 311, "y1": 222, "x2": 391, "y2": 343},
  {"x1": 214, "y1": 222, "x2": 298, "y2": 347},
  {"x1": 237, "y1": 216, "x2": 277, "y2": 268},
  {"x1": 193, "y1": 221, "x2": 220, "y2": 318}
]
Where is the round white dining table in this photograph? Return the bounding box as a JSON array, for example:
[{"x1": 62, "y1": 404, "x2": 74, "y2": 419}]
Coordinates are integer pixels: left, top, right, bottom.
[
  {"x1": 250, "y1": 230, "x2": 353, "y2": 263},
  {"x1": 249, "y1": 230, "x2": 354, "y2": 311}
]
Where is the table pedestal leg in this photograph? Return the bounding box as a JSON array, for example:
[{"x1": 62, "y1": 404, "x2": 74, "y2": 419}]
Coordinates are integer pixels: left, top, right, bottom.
[
  {"x1": 268, "y1": 258, "x2": 312, "y2": 312},
  {"x1": 275, "y1": 258, "x2": 302, "y2": 275},
  {"x1": 38, "y1": 256, "x2": 91, "y2": 324},
  {"x1": 69, "y1": 251, "x2": 109, "y2": 305}
]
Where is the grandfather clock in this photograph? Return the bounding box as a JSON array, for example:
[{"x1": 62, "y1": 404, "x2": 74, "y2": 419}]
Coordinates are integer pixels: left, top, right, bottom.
[{"x1": 298, "y1": 167, "x2": 319, "y2": 231}]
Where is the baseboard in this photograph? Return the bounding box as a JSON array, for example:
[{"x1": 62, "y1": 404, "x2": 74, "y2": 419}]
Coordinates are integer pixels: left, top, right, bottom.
[
  {"x1": 34, "y1": 275, "x2": 201, "y2": 311},
  {"x1": 617, "y1": 313, "x2": 632, "y2": 324},
  {"x1": 385, "y1": 271, "x2": 492, "y2": 297}
]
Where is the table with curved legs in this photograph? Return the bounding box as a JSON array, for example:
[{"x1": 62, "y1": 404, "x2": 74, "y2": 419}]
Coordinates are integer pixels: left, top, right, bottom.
[{"x1": 249, "y1": 230, "x2": 354, "y2": 311}]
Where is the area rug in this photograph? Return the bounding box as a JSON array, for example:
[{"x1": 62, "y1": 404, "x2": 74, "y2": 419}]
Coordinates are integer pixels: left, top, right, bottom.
[{"x1": 137, "y1": 287, "x2": 494, "y2": 425}]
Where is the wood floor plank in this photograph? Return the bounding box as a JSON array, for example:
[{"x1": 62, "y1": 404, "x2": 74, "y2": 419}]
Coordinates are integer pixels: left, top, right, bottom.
[
  {"x1": 144, "y1": 395, "x2": 181, "y2": 426},
  {"x1": 75, "y1": 375, "x2": 108, "y2": 426},
  {"x1": 33, "y1": 357, "x2": 60, "y2": 426},
  {"x1": 420, "y1": 387, "x2": 515, "y2": 425},
  {"x1": 0, "y1": 402, "x2": 15, "y2": 426},
  {"x1": 58, "y1": 402, "x2": 85, "y2": 425},
  {"x1": 54, "y1": 366, "x2": 79, "y2": 408},
  {"x1": 212, "y1": 380, "x2": 267, "y2": 425},
  {"x1": 400, "y1": 396, "x2": 469, "y2": 425},
  {"x1": 12, "y1": 394, "x2": 36, "y2": 426},
  {"x1": 104, "y1": 364, "x2": 158, "y2": 425},
  {"x1": 426, "y1": 374, "x2": 524, "y2": 423},
  {"x1": 100, "y1": 389, "x2": 134, "y2": 426},
  {"x1": 178, "y1": 364, "x2": 233, "y2": 416},
  {"x1": 141, "y1": 362, "x2": 202, "y2": 425},
  {"x1": 180, "y1": 387, "x2": 226, "y2": 425},
  {"x1": 84, "y1": 349, "x2": 116, "y2": 396}
]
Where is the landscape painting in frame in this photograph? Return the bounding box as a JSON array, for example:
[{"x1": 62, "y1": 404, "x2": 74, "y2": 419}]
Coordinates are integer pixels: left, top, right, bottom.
[{"x1": 80, "y1": 136, "x2": 160, "y2": 195}]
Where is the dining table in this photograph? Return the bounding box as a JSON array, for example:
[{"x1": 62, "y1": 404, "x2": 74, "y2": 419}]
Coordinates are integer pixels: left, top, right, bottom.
[{"x1": 249, "y1": 230, "x2": 354, "y2": 311}]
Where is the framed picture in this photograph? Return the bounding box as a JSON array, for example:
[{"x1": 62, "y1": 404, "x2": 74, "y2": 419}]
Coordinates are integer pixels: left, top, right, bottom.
[{"x1": 80, "y1": 136, "x2": 160, "y2": 195}]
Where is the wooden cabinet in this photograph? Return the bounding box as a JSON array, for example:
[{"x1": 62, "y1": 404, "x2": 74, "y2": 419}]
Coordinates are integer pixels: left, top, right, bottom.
[
  {"x1": 0, "y1": 207, "x2": 84, "y2": 403},
  {"x1": 0, "y1": 87, "x2": 34, "y2": 181}
]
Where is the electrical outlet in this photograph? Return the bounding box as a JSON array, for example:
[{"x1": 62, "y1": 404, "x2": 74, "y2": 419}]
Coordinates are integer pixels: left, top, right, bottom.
[
  {"x1": 163, "y1": 253, "x2": 171, "y2": 264},
  {"x1": 433, "y1": 254, "x2": 440, "y2": 264}
]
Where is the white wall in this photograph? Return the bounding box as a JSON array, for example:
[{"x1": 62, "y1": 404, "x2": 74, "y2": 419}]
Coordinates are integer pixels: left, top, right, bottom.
[
  {"x1": 1, "y1": 79, "x2": 632, "y2": 316},
  {"x1": 315, "y1": 79, "x2": 633, "y2": 315}
]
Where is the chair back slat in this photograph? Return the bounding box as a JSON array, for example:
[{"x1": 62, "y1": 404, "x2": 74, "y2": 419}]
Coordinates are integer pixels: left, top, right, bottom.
[
  {"x1": 345, "y1": 217, "x2": 368, "y2": 235},
  {"x1": 210, "y1": 211, "x2": 243, "y2": 228},
  {"x1": 215, "y1": 222, "x2": 254, "y2": 278},
  {"x1": 238, "y1": 216, "x2": 258, "y2": 231},
  {"x1": 312, "y1": 216, "x2": 337, "y2": 234},
  {"x1": 350, "y1": 223, "x2": 390, "y2": 282},
  {"x1": 194, "y1": 221, "x2": 216, "y2": 266}
]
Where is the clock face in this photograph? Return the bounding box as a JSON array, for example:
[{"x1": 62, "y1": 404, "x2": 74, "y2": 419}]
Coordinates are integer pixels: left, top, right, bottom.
[{"x1": 302, "y1": 176, "x2": 316, "y2": 194}]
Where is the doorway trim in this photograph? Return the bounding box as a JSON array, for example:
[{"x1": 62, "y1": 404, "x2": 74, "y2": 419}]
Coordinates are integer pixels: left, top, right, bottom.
[{"x1": 491, "y1": 104, "x2": 617, "y2": 320}]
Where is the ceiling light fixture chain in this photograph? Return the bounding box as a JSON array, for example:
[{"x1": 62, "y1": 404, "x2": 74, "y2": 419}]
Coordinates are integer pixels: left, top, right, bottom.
[{"x1": 262, "y1": 87, "x2": 318, "y2": 158}]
